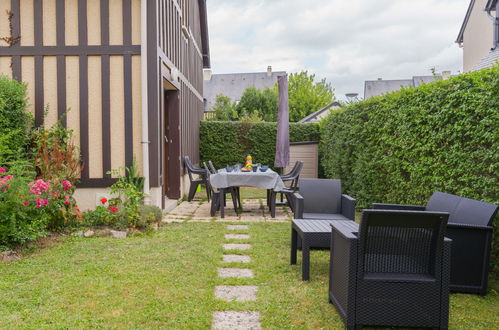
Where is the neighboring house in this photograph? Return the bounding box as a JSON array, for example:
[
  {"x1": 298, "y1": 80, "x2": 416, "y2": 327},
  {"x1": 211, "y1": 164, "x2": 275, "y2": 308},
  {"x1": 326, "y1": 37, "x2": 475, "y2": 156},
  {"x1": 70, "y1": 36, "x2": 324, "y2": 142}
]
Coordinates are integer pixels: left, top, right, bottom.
[
  {"x1": 364, "y1": 75, "x2": 446, "y2": 99},
  {"x1": 456, "y1": 0, "x2": 499, "y2": 71},
  {"x1": 0, "y1": 0, "x2": 210, "y2": 210},
  {"x1": 203, "y1": 66, "x2": 286, "y2": 112},
  {"x1": 299, "y1": 102, "x2": 341, "y2": 123}
]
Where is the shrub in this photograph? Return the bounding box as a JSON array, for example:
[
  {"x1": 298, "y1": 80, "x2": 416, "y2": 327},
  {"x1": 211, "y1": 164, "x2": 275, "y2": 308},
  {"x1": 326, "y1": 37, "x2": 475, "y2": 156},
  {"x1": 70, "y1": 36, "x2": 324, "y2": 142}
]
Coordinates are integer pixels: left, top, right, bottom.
[
  {"x1": 83, "y1": 165, "x2": 151, "y2": 230},
  {"x1": 0, "y1": 75, "x2": 32, "y2": 163},
  {"x1": 32, "y1": 120, "x2": 81, "y2": 182},
  {"x1": 0, "y1": 164, "x2": 48, "y2": 248},
  {"x1": 200, "y1": 121, "x2": 320, "y2": 171},
  {"x1": 320, "y1": 65, "x2": 499, "y2": 273}
]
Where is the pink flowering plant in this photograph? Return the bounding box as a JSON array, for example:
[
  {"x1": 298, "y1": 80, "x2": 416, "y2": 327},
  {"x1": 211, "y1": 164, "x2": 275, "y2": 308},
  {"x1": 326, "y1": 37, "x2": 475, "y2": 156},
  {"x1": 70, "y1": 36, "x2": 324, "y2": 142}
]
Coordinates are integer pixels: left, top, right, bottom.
[
  {"x1": 0, "y1": 164, "x2": 48, "y2": 247},
  {"x1": 0, "y1": 164, "x2": 79, "y2": 248}
]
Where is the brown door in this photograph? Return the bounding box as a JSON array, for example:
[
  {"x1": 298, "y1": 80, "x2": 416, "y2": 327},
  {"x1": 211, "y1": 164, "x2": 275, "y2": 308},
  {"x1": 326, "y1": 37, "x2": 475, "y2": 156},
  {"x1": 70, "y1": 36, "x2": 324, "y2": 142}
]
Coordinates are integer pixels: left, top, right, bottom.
[{"x1": 163, "y1": 89, "x2": 181, "y2": 199}]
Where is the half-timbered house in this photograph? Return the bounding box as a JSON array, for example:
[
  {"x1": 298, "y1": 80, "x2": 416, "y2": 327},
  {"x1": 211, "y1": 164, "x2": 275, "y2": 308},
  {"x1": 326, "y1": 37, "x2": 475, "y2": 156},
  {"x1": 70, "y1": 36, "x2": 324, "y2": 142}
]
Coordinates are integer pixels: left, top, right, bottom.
[{"x1": 0, "y1": 0, "x2": 210, "y2": 209}]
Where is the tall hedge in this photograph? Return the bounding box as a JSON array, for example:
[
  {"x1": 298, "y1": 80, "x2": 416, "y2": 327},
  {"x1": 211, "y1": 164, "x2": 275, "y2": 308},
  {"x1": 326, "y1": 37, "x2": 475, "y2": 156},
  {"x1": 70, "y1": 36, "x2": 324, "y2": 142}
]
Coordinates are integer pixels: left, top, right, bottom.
[
  {"x1": 200, "y1": 121, "x2": 320, "y2": 170},
  {"x1": 0, "y1": 75, "x2": 31, "y2": 163},
  {"x1": 321, "y1": 66, "x2": 499, "y2": 275},
  {"x1": 321, "y1": 66, "x2": 498, "y2": 208}
]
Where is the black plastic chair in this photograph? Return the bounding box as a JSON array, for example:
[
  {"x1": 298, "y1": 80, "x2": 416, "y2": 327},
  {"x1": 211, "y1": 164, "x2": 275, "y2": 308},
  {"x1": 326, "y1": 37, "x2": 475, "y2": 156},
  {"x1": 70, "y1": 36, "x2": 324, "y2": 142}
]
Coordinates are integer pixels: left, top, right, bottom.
[
  {"x1": 203, "y1": 162, "x2": 239, "y2": 216},
  {"x1": 268, "y1": 161, "x2": 304, "y2": 215},
  {"x1": 329, "y1": 209, "x2": 451, "y2": 329},
  {"x1": 208, "y1": 160, "x2": 217, "y2": 175},
  {"x1": 280, "y1": 160, "x2": 303, "y2": 189},
  {"x1": 206, "y1": 160, "x2": 241, "y2": 210},
  {"x1": 372, "y1": 191, "x2": 498, "y2": 295},
  {"x1": 183, "y1": 156, "x2": 211, "y2": 202}
]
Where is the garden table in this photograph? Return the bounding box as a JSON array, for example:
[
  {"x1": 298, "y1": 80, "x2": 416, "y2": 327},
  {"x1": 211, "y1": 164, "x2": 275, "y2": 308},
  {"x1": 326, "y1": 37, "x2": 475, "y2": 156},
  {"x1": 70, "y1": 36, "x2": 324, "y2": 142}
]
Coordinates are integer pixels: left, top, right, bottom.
[
  {"x1": 291, "y1": 219, "x2": 357, "y2": 280},
  {"x1": 210, "y1": 168, "x2": 285, "y2": 218}
]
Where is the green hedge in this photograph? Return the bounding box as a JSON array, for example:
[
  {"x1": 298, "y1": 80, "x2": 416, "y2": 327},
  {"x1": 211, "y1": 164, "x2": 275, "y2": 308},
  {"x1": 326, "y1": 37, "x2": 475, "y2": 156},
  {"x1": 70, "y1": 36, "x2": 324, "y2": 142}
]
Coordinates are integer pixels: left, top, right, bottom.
[
  {"x1": 200, "y1": 121, "x2": 320, "y2": 170},
  {"x1": 0, "y1": 75, "x2": 31, "y2": 163},
  {"x1": 321, "y1": 65, "x2": 499, "y2": 275}
]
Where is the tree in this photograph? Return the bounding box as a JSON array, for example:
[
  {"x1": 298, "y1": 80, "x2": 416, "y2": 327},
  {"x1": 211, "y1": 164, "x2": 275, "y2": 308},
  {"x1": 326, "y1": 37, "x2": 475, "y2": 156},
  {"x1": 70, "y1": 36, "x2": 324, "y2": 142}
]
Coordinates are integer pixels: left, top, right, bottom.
[
  {"x1": 207, "y1": 71, "x2": 336, "y2": 122},
  {"x1": 235, "y1": 87, "x2": 277, "y2": 122},
  {"x1": 286, "y1": 71, "x2": 335, "y2": 122},
  {"x1": 209, "y1": 94, "x2": 238, "y2": 121}
]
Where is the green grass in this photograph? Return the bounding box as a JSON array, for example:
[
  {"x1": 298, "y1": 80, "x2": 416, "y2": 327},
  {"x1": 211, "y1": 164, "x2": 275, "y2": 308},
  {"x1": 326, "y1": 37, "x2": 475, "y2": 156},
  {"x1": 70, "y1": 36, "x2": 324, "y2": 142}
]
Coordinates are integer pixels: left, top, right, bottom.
[{"x1": 0, "y1": 223, "x2": 497, "y2": 328}]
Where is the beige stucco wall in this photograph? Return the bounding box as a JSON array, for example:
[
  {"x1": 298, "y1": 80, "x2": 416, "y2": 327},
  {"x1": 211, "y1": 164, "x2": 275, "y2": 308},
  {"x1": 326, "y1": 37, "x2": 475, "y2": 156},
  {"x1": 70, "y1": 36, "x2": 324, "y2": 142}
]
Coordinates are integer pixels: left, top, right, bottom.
[
  {"x1": 462, "y1": 0, "x2": 494, "y2": 72},
  {"x1": 0, "y1": 0, "x2": 185, "y2": 211}
]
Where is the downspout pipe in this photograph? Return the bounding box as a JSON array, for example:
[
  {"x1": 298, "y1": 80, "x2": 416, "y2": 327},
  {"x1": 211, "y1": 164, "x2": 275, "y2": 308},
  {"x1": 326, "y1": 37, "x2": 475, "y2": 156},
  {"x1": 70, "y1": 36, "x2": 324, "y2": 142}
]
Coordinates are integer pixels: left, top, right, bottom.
[
  {"x1": 141, "y1": 0, "x2": 151, "y2": 204},
  {"x1": 485, "y1": 2, "x2": 499, "y2": 49}
]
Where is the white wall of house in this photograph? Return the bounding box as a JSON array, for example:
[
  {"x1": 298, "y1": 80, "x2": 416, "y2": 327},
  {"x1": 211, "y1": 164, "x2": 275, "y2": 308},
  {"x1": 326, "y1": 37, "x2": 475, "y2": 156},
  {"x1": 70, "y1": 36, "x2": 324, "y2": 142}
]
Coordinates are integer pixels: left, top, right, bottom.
[{"x1": 462, "y1": 0, "x2": 494, "y2": 71}]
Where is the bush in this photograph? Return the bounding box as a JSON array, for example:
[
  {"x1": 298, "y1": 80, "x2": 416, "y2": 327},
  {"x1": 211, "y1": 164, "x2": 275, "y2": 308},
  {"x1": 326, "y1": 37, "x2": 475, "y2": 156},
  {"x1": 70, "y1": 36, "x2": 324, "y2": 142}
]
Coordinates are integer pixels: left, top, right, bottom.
[
  {"x1": 200, "y1": 121, "x2": 320, "y2": 170},
  {"x1": 83, "y1": 165, "x2": 154, "y2": 230},
  {"x1": 320, "y1": 65, "x2": 499, "y2": 273},
  {"x1": 0, "y1": 164, "x2": 47, "y2": 248},
  {"x1": 0, "y1": 75, "x2": 32, "y2": 163}
]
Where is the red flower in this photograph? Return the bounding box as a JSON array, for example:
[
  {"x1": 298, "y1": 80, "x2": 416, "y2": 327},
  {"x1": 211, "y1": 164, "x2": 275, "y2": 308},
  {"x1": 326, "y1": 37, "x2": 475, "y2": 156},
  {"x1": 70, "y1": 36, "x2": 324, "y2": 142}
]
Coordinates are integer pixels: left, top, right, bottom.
[
  {"x1": 109, "y1": 206, "x2": 118, "y2": 212},
  {"x1": 100, "y1": 197, "x2": 108, "y2": 204}
]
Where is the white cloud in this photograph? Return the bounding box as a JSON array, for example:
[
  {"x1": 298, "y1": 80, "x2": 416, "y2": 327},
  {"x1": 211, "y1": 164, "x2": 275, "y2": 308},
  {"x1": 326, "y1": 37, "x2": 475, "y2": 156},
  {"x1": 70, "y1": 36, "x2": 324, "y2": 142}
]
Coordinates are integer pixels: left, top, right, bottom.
[{"x1": 207, "y1": 0, "x2": 470, "y2": 99}]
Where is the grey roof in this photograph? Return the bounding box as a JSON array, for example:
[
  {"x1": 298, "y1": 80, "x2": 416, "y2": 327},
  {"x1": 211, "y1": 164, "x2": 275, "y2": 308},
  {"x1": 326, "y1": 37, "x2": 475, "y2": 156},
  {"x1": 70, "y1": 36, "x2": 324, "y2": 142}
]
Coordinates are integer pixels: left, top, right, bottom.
[
  {"x1": 456, "y1": 0, "x2": 476, "y2": 44},
  {"x1": 203, "y1": 71, "x2": 286, "y2": 111},
  {"x1": 364, "y1": 75, "x2": 441, "y2": 99},
  {"x1": 471, "y1": 49, "x2": 499, "y2": 70},
  {"x1": 299, "y1": 102, "x2": 341, "y2": 123}
]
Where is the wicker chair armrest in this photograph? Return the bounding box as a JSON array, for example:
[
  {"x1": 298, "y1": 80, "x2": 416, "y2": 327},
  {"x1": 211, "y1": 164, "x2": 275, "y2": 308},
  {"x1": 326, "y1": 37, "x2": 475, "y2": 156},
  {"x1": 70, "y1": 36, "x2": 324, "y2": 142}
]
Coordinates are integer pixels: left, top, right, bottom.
[
  {"x1": 293, "y1": 193, "x2": 304, "y2": 219},
  {"x1": 371, "y1": 203, "x2": 425, "y2": 210},
  {"x1": 341, "y1": 194, "x2": 356, "y2": 220},
  {"x1": 330, "y1": 222, "x2": 359, "y2": 240}
]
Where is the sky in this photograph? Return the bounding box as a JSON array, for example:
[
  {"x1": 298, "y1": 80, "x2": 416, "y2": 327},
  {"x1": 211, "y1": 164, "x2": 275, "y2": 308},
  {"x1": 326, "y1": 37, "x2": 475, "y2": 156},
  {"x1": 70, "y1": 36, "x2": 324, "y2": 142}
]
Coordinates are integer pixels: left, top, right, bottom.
[{"x1": 206, "y1": 0, "x2": 471, "y2": 100}]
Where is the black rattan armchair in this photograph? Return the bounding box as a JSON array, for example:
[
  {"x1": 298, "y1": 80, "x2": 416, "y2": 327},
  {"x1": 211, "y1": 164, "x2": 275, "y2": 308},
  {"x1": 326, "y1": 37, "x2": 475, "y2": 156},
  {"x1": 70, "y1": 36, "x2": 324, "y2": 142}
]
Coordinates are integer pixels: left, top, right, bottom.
[
  {"x1": 294, "y1": 178, "x2": 356, "y2": 221},
  {"x1": 372, "y1": 191, "x2": 498, "y2": 295},
  {"x1": 183, "y1": 156, "x2": 211, "y2": 202},
  {"x1": 329, "y1": 209, "x2": 451, "y2": 329}
]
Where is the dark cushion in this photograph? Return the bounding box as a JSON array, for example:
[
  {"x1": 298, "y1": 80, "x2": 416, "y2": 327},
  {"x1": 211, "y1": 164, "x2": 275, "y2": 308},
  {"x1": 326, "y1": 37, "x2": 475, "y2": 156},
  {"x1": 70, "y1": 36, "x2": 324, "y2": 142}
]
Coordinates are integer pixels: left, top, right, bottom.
[
  {"x1": 426, "y1": 191, "x2": 498, "y2": 227},
  {"x1": 450, "y1": 197, "x2": 498, "y2": 227},
  {"x1": 299, "y1": 178, "x2": 341, "y2": 214},
  {"x1": 302, "y1": 213, "x2": 350, "y2": 221},
  {"x1": 426, "y1": 191, "x2": 461, "y2": 214}
]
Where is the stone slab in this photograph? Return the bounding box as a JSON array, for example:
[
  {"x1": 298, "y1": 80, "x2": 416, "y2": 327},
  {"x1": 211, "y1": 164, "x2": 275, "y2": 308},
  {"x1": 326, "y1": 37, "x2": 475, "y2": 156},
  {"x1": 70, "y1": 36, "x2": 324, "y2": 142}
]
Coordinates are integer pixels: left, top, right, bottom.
[
  {"x1": 223, "y1": 244, "x2": 251, "y2": 251},
  {"x1": 217, "y1": 268, "x2": 254, "y2": 278},
  {"x1": 223, "y1": 254, "x2": 251, "y2": 263},
  {"x1": 214, "y1": 285, "x2": 258, "y2": 302},
  {"x1": 212, "y1": 311, "x2": 261, "y2": 330},
  {"x1": 225, "y1": 234, "x2": 251, "y2": 240},
  {"x1": 227, "y1": 225, "x2": 249, "y2": 230}
]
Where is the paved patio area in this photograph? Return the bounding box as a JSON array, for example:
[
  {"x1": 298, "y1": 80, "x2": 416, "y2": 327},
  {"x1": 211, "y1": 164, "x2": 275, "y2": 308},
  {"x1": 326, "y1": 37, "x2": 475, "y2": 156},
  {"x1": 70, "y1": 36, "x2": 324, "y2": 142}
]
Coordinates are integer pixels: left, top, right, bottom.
[{"x1": 162, "y1": 198, "x2": 291, "y2": 223}]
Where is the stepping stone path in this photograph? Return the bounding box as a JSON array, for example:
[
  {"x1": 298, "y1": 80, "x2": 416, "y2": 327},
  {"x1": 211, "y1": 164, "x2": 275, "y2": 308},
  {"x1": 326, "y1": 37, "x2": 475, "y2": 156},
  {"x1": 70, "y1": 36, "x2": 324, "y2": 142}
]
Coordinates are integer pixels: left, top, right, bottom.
[
  {"x1": 227, "y1": 225, "x2": 249, "y2": 230},
  {"x1": 223, "y1": 254, "x2": 251, "y2": 263},
  {"x1": 223, "y1": 243, "x2": 251, "y2": 251},
  {"x1": 214, "y1": 285, "x2": 258, "y2": 302},
  {"x1": 212, "y1": 224, "x2": 261, "y2": 330},
  {"x1": 213, "y1": 311, "x2": 261, "y2": 330},
  {"x1": 217, "y1": 268, "x2": 253, "y2": 278},
  {"x1": 225, "y1": 234, "x2": 251, "y2": 240}
]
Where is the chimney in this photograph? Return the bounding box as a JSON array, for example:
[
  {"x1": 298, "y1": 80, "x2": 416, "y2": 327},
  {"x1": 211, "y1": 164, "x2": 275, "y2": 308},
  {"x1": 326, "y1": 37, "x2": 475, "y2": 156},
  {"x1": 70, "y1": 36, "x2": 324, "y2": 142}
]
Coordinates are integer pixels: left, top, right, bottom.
[
  {"x1": 377, "y1": 78, "x2": 382, "y2": 80},
  {"x1": 267, "y1": 66, "x2": 272, "y2": 77}
]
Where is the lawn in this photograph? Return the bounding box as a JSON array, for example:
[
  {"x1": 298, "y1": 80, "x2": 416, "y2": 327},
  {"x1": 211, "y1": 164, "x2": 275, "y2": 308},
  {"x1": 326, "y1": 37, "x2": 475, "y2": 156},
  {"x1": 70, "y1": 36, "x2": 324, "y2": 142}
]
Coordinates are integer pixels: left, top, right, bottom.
[{"x1": 0, "y1": 222, "x2": 497, "y2": 328}]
